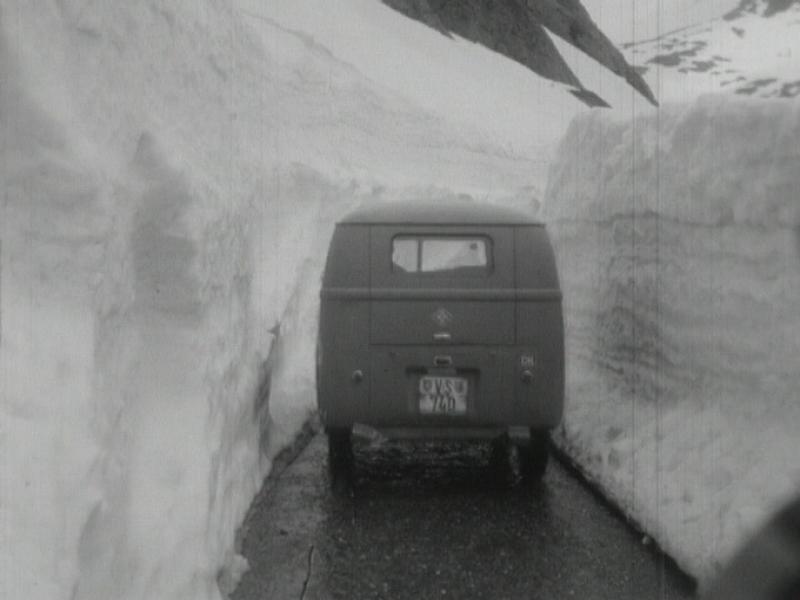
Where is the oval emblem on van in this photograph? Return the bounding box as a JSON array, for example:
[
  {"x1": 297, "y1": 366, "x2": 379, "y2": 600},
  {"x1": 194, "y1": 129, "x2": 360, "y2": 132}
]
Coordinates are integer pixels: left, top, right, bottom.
[{"x1": 431, "y1": 307, "x2": 453, "y2": 327}]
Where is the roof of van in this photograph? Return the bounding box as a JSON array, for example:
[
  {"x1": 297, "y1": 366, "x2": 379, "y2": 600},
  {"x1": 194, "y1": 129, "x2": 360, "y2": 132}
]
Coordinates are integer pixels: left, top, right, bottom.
[{"x1": 338, "y1": 201, "x2": 543, "y2": 226}]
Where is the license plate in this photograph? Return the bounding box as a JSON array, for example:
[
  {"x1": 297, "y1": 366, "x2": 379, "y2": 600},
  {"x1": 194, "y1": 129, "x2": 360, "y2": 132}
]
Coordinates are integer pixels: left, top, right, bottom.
[{"x1": 418, "y1": 376, "x2": 468, "y2": 415}]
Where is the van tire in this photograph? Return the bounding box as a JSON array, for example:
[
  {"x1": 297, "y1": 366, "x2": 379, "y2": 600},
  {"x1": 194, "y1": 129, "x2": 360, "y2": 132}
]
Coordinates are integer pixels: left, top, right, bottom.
[
  {"x1": 519, "y1": 430, "x2": 550, "y2": 481},
  {"x1": 489, "y1": 436, "x2": 515, "y2": 488},
  {"x1": 327, "y1": 428, "x2": 353, "y2": 485}
]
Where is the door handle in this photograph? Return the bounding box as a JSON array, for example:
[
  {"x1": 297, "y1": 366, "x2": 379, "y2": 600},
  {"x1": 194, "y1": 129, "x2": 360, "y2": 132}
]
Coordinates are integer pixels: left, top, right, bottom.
[
  {"x1": 434, "y1": 355, "x2": 453, "y2": 367},
  {"x1": 433, "y1": 332, "x2": 451, "y2": 342}
]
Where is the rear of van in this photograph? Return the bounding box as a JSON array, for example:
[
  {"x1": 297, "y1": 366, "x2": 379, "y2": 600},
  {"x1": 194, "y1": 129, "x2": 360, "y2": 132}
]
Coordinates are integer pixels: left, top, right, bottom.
[{"x1": 317, "y1": 202, "x2": 563, "y2": 477}]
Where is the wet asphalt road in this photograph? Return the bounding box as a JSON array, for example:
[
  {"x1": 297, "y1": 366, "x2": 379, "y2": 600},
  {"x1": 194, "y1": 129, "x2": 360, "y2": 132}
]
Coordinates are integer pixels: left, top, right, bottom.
[{"x1": 232, "y1": 433, "x2": 695, "y2": 600}]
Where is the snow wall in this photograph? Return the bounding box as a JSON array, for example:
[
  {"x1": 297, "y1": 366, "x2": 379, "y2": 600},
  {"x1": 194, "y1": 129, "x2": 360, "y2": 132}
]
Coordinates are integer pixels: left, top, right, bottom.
[
  {"x1": 0, "y1": 2, "x2": 538, "y2": 599},
  {"x1": 544, "y1": 95, "x2": 800, "y2": 586}
]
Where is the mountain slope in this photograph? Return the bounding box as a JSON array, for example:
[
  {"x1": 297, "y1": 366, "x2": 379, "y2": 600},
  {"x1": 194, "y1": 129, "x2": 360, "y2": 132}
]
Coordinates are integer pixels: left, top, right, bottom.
[{"x1": 624, "y1": 0, "x2": 800, "y2": 100}]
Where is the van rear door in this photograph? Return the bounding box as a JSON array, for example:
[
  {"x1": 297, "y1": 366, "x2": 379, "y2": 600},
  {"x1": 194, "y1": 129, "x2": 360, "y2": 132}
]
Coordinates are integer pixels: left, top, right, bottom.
[{"x1": 369, "y1": 225, "x2": 515, "y2": 346}]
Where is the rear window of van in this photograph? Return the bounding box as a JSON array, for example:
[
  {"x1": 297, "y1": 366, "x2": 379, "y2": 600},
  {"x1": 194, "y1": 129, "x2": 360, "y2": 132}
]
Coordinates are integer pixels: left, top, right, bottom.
[{"x1": 391, "y1": 236, "x2": 490, "y2": 275}]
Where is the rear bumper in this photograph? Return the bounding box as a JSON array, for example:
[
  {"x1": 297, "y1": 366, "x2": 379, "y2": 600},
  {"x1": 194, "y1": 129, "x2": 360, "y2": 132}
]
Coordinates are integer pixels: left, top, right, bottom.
[{"x1": 349, "y1": 424, "x2": 534, "y2": 444}]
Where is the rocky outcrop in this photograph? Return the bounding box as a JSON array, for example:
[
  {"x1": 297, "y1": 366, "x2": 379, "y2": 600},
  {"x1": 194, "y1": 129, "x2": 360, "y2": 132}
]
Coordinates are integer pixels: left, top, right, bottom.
[
  {"x1": 725, "y1": 0, "x2": 800, "y2": 19},
  {"x1": 382, "y1": 0, "x2": 657, "y2": 107}
]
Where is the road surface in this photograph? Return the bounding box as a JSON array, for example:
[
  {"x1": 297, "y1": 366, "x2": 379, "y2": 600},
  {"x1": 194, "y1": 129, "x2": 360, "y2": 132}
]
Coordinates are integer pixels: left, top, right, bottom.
[{"x1": 232, "y1": 433, "x2": 695, "y2": 600}]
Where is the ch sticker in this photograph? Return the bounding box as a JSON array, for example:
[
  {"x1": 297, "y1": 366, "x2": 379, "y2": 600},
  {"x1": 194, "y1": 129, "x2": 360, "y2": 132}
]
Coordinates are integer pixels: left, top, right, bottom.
[{"x1": 520, "y1": 354, "x2": 536, "y2": 368}]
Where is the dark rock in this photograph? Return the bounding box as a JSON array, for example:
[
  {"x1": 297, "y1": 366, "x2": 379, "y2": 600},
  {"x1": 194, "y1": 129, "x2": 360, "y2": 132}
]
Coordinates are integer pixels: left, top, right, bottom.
[{"x1": 381, "y1": 0, "x2": 658, "y2": 107}]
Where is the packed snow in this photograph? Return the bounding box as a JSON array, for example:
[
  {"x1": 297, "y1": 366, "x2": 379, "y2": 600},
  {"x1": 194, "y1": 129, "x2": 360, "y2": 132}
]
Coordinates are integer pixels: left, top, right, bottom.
[
  {"x1": 541, "y1": 1, "x2": 800, "y2": 587},
  {"x1": 2, "y1": 0, "x2": 799, "y2": 598},
  {"x1": 0, "y1": 2, "x2": 543, "y2": 599},
  {"x1": 545, "y1": 95, "x2": 800, "y2": 586}
]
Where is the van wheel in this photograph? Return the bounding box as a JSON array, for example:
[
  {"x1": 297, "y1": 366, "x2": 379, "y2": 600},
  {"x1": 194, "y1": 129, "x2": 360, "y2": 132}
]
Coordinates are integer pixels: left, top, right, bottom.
[
  {"x1": 489, "y1": 436, "x2": 515, "y2": 488},
  {"x1": 327, "y1": 428, "x2": 353, "y2": 486},
  {"x1": 519, "y1": 430, "x2": 550, "y2": 481}
]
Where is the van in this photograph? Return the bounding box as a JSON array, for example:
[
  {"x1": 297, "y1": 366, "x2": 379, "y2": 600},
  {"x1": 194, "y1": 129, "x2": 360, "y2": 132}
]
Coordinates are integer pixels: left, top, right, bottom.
[{"x1": 316, "y1": 201, "x2": 564, "y2": 480}]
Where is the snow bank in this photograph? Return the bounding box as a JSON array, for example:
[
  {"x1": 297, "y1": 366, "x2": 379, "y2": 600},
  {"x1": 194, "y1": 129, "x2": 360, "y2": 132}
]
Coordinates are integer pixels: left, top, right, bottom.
[
  {"x1": 544, "y1": 95, "x2": 800, "y2": 586},
  {"x1": 0, "y1": 2, "x2": 538, "y2": 599}
]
